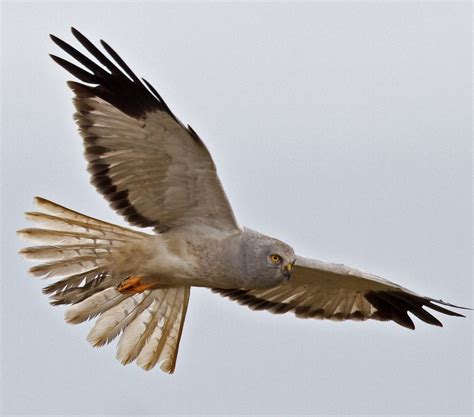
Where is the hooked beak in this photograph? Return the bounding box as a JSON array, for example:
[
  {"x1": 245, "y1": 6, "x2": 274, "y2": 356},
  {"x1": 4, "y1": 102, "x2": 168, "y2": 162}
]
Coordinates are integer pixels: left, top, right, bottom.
[{"x1": 283, "y1": 261, "x2": 294, "y2": 279}]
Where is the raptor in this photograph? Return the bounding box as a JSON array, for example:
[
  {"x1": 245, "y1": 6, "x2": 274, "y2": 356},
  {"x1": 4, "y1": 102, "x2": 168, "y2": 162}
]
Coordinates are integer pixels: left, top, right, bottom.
[{"x1": 18, "y1": 28, "x2": 468, "y2": 373}]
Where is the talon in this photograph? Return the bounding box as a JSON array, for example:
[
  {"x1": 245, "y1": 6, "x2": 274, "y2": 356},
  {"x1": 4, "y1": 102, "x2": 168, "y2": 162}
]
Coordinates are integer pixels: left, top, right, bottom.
[{"x1": 117, "y1": 275, "x2": 154, "y2": 294}]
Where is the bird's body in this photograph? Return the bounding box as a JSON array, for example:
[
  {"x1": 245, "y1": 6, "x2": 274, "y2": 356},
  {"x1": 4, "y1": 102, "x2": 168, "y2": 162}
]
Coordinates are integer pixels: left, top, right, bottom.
[
  {"x1": 18, "y1": 28, "x2": 468, "y2": 374},
  {"x1": 108, "y1": 224, "x2": 294, "y2": 290}
]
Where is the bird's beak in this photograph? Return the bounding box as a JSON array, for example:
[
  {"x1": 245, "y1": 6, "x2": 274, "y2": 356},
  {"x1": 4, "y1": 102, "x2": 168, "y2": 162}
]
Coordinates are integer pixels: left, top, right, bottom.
[{"x1": 283, "y1": 262, "x2": 293, "y2": 279}]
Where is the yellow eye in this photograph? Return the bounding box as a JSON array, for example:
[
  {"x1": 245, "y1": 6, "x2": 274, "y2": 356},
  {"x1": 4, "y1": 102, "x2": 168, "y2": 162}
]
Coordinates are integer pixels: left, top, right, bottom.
[{"x1": 270, "y1": 254, "x2": 282, "y2": 264}]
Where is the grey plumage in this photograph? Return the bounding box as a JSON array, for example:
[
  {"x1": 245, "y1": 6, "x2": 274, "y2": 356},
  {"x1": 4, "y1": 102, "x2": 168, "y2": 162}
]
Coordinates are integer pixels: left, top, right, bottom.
[{"x1": 18, "y1": 28, "x2": 469, "y2": 374}]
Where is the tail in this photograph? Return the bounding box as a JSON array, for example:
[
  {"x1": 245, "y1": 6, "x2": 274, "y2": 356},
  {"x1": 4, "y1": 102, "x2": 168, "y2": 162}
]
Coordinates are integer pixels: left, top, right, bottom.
[{"x1": 18, "y1": 197, "x2": 190, "y2": 373}]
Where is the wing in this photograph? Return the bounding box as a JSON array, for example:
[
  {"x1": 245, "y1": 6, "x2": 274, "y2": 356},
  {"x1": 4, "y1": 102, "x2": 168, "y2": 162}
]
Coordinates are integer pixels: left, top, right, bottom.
[
  {"x1": 50, "y1": 28, "x2": 239, "y2": 232},
  {"x1": 213, "y1": 255, "x2": 468, "y2": 329}
]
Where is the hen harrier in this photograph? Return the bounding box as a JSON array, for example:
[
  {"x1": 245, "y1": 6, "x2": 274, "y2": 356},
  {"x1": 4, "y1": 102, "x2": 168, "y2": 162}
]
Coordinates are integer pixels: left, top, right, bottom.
[{"x1": 18, "y1": 28, "x2": 468, "y2": 373}]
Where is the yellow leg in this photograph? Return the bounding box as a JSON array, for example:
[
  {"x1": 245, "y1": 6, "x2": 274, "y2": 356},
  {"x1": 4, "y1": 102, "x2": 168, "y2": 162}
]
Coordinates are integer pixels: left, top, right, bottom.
[{"x1": 117, "y1": 275, "x2": 155, "y2": 294}]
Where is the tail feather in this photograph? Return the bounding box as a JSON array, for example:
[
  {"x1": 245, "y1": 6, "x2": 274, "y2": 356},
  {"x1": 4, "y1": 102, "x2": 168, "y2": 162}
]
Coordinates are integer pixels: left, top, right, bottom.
[
  {"x1": 65, "y1": 287, "x2": 128, "y2": 324},
  {"x1": 28, "y1": 255, "x2": 109, "y2": 278},
  {"x1": 116, "y1": 291, "x2": 168, "y2": 365},
  {"x1": 19, "y1": 244, "x2": 112, "y2": 261},
  {"x1": 17, "y1": 228, "x2": 130, "y2": 245},
  {"x1": 50, "y1": 273, "x2": 110, "y2": 306},
  {"x1": 18, "y1": 197, "x2": 190, "y2": 373},
  {"x1": 157, "y1": 297, "x2": 189, "y2": 373},
  {"x1": 24, "y1": 211, "x2": 145, "y2": 240},
  {"x1": 112, "y1": 286, "x2": 190, "y2": 373},
  {"x1": 31, "y1": 197, "x2": 146, "y2": 236},
  {"x1": 43, "y1": 268, "x2": 104, "y2": 295},
  {"x1": 136, "y1": 287, "x2": 189, "y2": 372},
  {"x1": 87, "y1": 290, "x2": 155, "y2": 347},
  {"x1": 136, "y1": 289, "x2": 179, "y2": 370}
]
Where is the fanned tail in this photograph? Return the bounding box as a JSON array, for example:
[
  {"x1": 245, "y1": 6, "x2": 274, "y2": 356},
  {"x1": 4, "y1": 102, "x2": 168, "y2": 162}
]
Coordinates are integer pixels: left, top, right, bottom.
[{"x1": 18, "y1": 197, "x2": 190, "y2": 373}]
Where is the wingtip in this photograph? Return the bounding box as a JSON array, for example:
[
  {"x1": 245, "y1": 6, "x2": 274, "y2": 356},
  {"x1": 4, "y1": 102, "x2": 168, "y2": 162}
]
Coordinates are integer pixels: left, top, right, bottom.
[
  {"x1": 405, "y1": 322, "x2": 416, "y2": 331},
  {"x1": 70, "y1": 27, "x2": 87, "y2": 43},
  {"x1": 49, "y1": 53, "x2": 61, "y2": 63},
  {"x1": 49, "y1": 33, "x2": 65, "y2": 48},
  {"x1": 66, "y1": 80, "x2": 77, "y2": 89},
  {"x1": 433, "y1": 319, "x2": 443, "y2": 327}
]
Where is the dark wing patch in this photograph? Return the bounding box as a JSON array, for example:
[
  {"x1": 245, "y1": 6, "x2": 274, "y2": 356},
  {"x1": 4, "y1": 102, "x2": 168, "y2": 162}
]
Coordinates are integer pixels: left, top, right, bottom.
[
  {"x1": 50, "y1": 28, "x2": 172, "y2": 120},
  {"x1": 212, "y1": 288, "x2": 466, "y2": 329},
  {"x1": 67, "y1": 81, "x2": 162, "y2": 229},
  {"x1": 364, "y1": 291, "x2": 465, "y2": 329}
]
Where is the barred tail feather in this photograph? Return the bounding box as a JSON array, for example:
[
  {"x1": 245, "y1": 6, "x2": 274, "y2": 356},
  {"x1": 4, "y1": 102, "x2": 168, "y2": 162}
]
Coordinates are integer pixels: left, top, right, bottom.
[
  {"x1": 115, "y1": 287, "x2": 190, "y2": 373},
  {"x1": 18, "y1": 197, "x2": 190, "y2": 373},
  {"x1": 136, "y1": 287, "x2": 189, "y2": 372},
  {"x1": 87, "y1": 290, "x2": 155, "y2": 346},
  {"x1": 64, "y1": 287, "x2": 128, "y2": 324}
]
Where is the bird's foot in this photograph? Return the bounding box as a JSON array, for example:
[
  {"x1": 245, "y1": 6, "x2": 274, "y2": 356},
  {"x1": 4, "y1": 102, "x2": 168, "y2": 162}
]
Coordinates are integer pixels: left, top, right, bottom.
[{"x1": 117, "y1": 275, "x2": 154, "y2": 294}]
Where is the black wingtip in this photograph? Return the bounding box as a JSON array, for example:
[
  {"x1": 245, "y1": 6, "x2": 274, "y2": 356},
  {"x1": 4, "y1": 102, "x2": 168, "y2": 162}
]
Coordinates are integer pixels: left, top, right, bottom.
[
  {"x1": 49, "y1": 33, "x2": 61, "y2": 45},
  {"x1": 99, "y1": 38, "x2": 141, "y2": 83},
  {"x1": 50, "y1": 28, "x2": 177, "y2": 120},
  {"x1": 71, "y1": 27, "x2": 81, "y2": 37},
  {"x1": 49, "y1": 54, "x2": 63, "y2": 65},
  {"x1": 71, "y1": 27, "x2": 90, "y2": 47},
  {"x1": 400, "y1": 318, "x2": 416, "y2": 330}
]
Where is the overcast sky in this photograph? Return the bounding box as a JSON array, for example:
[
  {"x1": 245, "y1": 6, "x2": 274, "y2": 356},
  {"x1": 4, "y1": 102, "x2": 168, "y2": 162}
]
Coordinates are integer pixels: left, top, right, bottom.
[{"x1": 1, "y1": 2, "x2": 472, "y2": 416}]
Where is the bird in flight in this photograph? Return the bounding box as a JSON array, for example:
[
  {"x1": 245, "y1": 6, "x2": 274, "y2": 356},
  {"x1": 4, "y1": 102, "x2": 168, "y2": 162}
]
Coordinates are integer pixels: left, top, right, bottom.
[{"x1": 18, "y1": 28, "x2": 468, "y2": 374}]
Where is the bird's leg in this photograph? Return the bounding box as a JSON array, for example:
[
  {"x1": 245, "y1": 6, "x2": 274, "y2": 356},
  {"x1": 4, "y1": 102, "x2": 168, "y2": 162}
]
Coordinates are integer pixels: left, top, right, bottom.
[{"x1": 117, "y1": 275, "x2": 156, "y2": 294}]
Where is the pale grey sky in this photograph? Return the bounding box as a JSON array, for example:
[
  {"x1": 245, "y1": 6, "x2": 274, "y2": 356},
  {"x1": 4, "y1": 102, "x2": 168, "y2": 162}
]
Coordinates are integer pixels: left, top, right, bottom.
[{"x1": 1, "y1": 2, "x2": 472, "y2": 416}]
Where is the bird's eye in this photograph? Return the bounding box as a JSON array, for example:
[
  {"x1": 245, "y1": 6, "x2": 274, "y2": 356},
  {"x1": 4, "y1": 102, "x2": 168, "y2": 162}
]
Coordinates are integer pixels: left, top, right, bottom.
[{"x1": 269, "y1": 254, "x2": 282, "y2": 264}]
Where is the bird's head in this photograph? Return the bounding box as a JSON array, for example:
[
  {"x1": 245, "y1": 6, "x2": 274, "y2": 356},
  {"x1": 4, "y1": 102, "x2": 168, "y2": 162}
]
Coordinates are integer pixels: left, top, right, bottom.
[{"x1": 239, "y1": 229, "x2": 296, "y2": 289}]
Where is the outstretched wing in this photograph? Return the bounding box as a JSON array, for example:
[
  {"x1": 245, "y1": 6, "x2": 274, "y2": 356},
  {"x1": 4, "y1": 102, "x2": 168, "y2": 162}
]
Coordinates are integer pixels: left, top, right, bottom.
[
  {"x1": 50, "y1": 28, "x2": 239, "y2": 232},
  {"x1": 213, "y1": 255, "x2": 468, "y2": 329}
]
